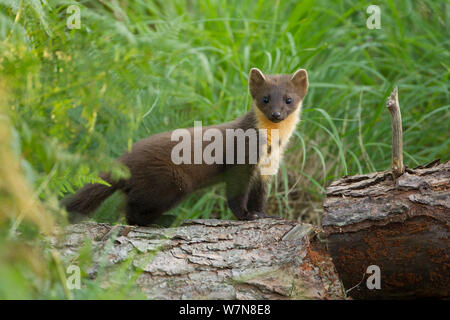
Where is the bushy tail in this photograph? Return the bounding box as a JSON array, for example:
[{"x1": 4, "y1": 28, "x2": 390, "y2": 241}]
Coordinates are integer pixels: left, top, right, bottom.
[{"x1": 63, "y1": 174, "x2": 122, "y2": 221}]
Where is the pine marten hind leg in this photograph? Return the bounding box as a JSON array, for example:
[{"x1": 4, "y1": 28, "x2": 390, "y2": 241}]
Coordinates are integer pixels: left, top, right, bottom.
[{"x1": 125, "y1": 185, "x2": 184, "y2": 227}]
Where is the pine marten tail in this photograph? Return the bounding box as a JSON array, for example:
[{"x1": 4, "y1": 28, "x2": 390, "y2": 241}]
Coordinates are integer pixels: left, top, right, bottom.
[{"x1": 63, "y1": 173, "x2": 122, "y2": 222}]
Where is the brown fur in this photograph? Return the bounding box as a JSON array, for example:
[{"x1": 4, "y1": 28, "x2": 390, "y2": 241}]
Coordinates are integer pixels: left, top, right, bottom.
[{"x1": 64, "y1": 68, "x2": 308, "y2": 226}]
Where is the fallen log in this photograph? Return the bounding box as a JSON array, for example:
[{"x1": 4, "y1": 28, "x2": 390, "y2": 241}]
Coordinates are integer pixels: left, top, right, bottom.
[
  {"x1": 323, "y1": 160, "x2": 449, "y2": 299},
  {"x1": 56, "y1": 219, "x2": 345, "y2": 299},
  {"x1": 322, "y1": 87, "x2": 449, "y2": 299}
]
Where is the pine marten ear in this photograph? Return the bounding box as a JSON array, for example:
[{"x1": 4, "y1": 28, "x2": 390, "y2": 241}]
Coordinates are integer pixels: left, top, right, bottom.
[
  {"x1": 249, "y1": 68, "x2": 266, "y2": 97},
  {"x1": 290, "y1": 69, "x2": 308, "y2": 99}
]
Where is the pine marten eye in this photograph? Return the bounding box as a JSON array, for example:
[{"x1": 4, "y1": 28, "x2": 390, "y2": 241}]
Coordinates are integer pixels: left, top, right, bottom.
[
  {"x1": 263, "y1": 96, "x2": 269, "y2": 104},
  {"x1": 285, "y1": 97, "x2": 292, "y2": 104}
]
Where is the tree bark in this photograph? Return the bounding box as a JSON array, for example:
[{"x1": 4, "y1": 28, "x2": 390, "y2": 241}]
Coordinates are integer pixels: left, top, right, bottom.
[
  {"x1": 323, "y1": 160, "x2": 449, "y2": 299},
  {"x1": 56, "y1": 219, "x2": 345, "y2": 300}
]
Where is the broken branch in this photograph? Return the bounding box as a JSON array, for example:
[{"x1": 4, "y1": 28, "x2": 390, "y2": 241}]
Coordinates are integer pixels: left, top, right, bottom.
[{"x1": 386, "y1": 86, "x2": 405, "y2": 176}]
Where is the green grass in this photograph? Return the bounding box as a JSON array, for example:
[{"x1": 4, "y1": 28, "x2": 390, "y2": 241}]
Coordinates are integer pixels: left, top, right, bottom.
[
  {"x1": 1, "y1": 0, "x2": 448, "y2": 225},
  {"x1": 0, "y1": 1, "x2": 449, "y2": 299}
]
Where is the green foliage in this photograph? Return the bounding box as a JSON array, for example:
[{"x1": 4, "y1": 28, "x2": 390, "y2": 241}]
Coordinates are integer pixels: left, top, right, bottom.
[
  {"x1": 3, "y1": 0, "x2": 449, "y2": 225},
  {"x1": 65, "y1": 237, "x2": 145, "y2": 300},
  {"x1": 0, "y1": 0, "x2": 448, "y2": 298}
]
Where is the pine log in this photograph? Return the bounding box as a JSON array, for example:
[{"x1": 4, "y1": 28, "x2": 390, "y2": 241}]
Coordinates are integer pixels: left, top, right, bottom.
[
  {"x1": 56, "y1": 219, "x2": 344, "y2": 299},
  {"x1": 323, "y1": 160, "x2": 450, "y2": 299}
]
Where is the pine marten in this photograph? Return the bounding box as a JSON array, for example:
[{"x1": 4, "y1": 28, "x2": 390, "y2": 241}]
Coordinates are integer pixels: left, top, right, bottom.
[{"x1": 64, "y1": 68, "x2": 308, "y2": 226}]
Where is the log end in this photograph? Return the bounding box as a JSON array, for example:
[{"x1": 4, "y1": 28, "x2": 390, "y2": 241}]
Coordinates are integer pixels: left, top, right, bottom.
[{"x1": 323, "y1": 161, "x2": 450, "y2": 299}]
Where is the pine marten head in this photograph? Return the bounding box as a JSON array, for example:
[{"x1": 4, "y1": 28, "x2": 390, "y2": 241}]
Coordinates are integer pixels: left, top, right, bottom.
[{"x1": 249, "y1": 68, "x2": 308, "y2": 123}]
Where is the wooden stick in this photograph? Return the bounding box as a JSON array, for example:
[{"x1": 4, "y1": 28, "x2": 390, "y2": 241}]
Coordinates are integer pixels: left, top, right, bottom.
[{"x1": 386, "y1": 87, "x2": 404, "y2": 176}]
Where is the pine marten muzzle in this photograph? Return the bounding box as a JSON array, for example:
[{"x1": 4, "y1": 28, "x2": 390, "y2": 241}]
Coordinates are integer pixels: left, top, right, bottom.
[{"x1": 64, "y1": 68, "x2": 309, "y2": 226}]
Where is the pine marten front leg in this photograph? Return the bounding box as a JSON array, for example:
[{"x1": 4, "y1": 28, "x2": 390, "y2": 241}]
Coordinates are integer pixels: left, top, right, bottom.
[
  {"x1": 226, "y1": 167, "x2": 268, "y2": 220},
  {"x1": 246, "y1": 175, "x2": 268, "y2": 219},
  {"x1": 225, "y1": 166, "x2": 251, "y2": 220},
  {"x1": 224, "y1": 165, "x2": 259, "y2": 220}
]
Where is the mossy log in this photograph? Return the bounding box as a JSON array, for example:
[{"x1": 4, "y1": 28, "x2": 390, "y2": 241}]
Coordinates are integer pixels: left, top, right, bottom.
[
  {"x1": 55, "y1": 219, "x2": 344, "y2": 299},
  {"x1": 323, "y1": 160, "x2": 449, "y2": 299}
]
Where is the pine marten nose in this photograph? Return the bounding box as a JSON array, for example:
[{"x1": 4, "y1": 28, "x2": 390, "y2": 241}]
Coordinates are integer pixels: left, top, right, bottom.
[{"x1": 271, "y1": 112, "x2": 281, "y2": 120}]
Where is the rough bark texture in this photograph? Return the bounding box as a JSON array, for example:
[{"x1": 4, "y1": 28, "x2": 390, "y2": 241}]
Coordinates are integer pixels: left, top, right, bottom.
[
  {"x1": 55, "y1": 219, "x2": 344, "y2": 300},
  {"x1": 323, "y1": 160, "x2": 449, "y2": 299}
]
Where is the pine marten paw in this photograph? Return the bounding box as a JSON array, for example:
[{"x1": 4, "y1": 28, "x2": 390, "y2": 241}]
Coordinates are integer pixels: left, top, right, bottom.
[{"x1": 247, "y1": 211, "x2": 270, "y2": 220}]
